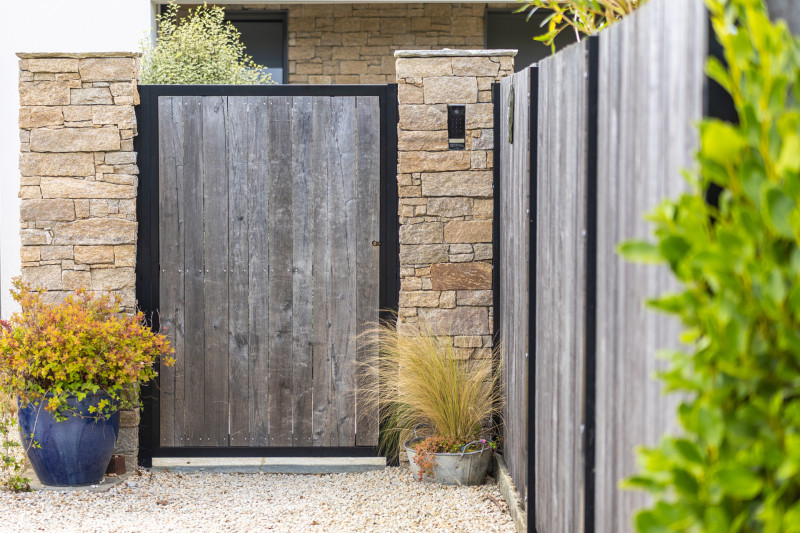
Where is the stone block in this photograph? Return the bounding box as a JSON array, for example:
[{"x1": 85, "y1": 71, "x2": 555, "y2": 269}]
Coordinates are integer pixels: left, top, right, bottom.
[
  {"x1": 439, "y1": 290, "x2": 456, "y2": 308},
  {"x1": 20, "y1": 229, "x2": 51, "y2": 245},
  {"x1": 91, "y1": 267, "x2": 135, "y2": 290},
  {"x1": 20, "y1": 153, "x2": 94, "y2": 177},
  {"x1": 421, "y1": 171, "x2": 493, "y2": 197},
  {"x1": 454, "y1": 335, "x2": 484, "y2": 348},
  {"x1": 399, "y1": 222, "x2": 443, "y2": 245},
  {"x1": 398, "y1": 131, "x2": 448, "y2": 152},
  {"x1": 417, "y1": 307, "x2": 488, "y2": 335},
  {"x1": 399, "y1": 291, "x2": 440, "y2": 308},
  {"x1": 79, "y1": 58, "x2": 136, "y2": 82},
  {"x1": 427, "y1": 197, "x2": 473, "y2": 217},
  {"x1": 398, "y1": 83, "x2": 424, "y2": 104},
  {"x1": 19, "y1": 81, "x2": 72, "y2": 106},
  {"x1": 70, "y1": 87, "x2": 113, "y2": 105},
  {"x1": 30, "y1": 127, "x2": 120, "y2": 152},
  {"x1": 474, "y1": 199, "x2": 493, "y2": 219},
  {"x1": 40, "y1": 246, "x2": 73, "y2": 261},
  {"x1": 114, "y1": 428, "x2": 138, "y2": 455},
  {"x1": 431, "y1": 262, "x2": 492, "y2": 290},
  {"x1": 399, "y1": 151, "x2": 471, "y2": 174},
  {"x1": 74, "y1": 245, "x2": 114, "y2": 264},
  {"x1": 457, "y1": 290, "x2": 493, "y2": 306},
  {"x1": 19, "y1": 186, "x2": 42, "y2": 199},
  {"x1": 114, "y1": 245, "x2": 136, "y2": 267},
  {"x1": 26, "y1": 58, "x2": 79, "y2": 73},
  {"x1": 41, "y1": 177, "x2": 134, "y2": 199},
  {"x1": 62, "y1": 106, "x2": 92, "y2": 122},
  {"x1": 92, "y1": 106, "x2": 135, "y2": 128},
  {"x1": 472, "y1": 129, "x2": 494, "y2": 150},
  {"x1": 466, "y1": 104, "x2": 494, "y2": 129},
  {"x1": 104, "y1": 152, "x2": 137, "y2": 165},
  {"x1": 53, "y1": 218, "x2": 136, "y2": 245},
  {"x1": 120, "y1": 408, "x2": 140, "y2": 427},
  {"x1": 20, "y1": 247, "x2": 40, "y2": 263},
  {"x1": 444, "y1": 220, "x2": 492, "y2": 243},
  {"x1": 22, "y1": 264, "x2": 63, "y2": 290},
  {"x1": 395, "y1": 58, "x2": 452, "y2": 79},
  {"x1": 19, "y1": 106, "x2": 64, "y2": 129},
  {"x1": 473, "y1": 243, "x2": 492, "y2": 261},
  {"x1": 63, "y1": 270, "x2": 91, "y2": 290},
  {"x1": 399, "y1": 104, "x2": 446, "y2": 131},
  {"x1": 400, "y1": 244, "x2": 449, "y2": 266},
  {"x1": 424, "y1": 77, "x2": 478, "y2": 104},
  {"x1": 20, "y1": 199, "x2": 75, "y2": 222},
  {"x1": 452, "y1": 57, "x2": 501, "y2": 77}
]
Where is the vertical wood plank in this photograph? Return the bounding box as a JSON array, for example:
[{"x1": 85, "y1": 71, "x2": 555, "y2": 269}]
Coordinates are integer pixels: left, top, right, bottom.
[
  {"x1": 248, "y1": 97, "x2": 270, "y2": 447},
  {"x1": 328, "y1": 97, "x2": 358, "y2": 447},
  {"x1": 158, "y1": 96, "x2": 184, "y2": 448},
  {"x1": 267, "y1": 96, "x2": 294, "y2": 446},
  {"x1": 355, "y1": 96, "x2": 381, "y2": 447},
  {"x1": 182, "y1": 96, "x2": 205, "y2": 447},
  {"x1": 291, "y1": 96, "x2": 314, "y2": 447},
  {"x1": 311, "y1": 97, "x2": 333, "y2": 446},
  {"x1": 227, "y1": 97, "x2": 251, "y2": 447},
  {"x1": 202, "y1": 96, "x2": 229, "y2": 447}
]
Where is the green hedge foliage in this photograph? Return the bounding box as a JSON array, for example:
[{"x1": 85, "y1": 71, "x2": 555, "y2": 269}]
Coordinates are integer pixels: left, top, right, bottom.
[{"x1": 140, "y1": 3, "x2": 273, "y2": 85}]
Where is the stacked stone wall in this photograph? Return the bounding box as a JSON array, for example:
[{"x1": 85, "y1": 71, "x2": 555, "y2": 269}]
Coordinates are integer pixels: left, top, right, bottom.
[
  {"x1": 18, "y1": 52, "x2": 140, "y2": 468},
  {"x1": 184, "y1": 3, "x2": 517, "y2": 84},
  {"x1": 395, "y1": 50, "x2": 514, "y2": 353}
]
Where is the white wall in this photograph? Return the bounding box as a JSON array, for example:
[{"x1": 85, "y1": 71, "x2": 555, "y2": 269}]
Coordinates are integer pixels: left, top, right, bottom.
[{"x1": 0, "y1": 1, "x2": 156, "y2": 317}]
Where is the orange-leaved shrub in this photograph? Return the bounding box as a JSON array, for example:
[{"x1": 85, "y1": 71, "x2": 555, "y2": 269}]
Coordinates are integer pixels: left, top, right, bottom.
[{"x1": 0, "y1": 279, "x2": 174, "y2": 418}]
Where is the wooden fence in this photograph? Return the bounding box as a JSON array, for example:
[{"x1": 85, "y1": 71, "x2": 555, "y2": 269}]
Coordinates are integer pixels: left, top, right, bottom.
[{"x1": 496, "y1": 0, "x2": 709, "y2": 531}]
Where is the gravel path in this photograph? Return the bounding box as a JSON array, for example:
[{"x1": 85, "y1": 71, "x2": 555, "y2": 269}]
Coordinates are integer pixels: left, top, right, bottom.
[{"x1": 1, "y1": 467, "x2": 515, "y2": 532}]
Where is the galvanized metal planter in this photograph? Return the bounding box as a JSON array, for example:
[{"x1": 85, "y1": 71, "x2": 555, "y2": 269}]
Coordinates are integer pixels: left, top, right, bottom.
[{"x1": 404, "y1": 436, "x2": 492, "y2": 486}]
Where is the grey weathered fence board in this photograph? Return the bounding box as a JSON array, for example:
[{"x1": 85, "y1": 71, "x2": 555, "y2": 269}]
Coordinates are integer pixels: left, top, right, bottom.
[
  {"x1": 355, "y1": 96, "x2": 381, "y2": 446},
  {"x1": 536, "y1": 40, "x2": 588, "y2": 533},
  {"x1": 267, "y1": 97, "x2": 294, "y2": 446},
  {"x1": 246, "y1": 97, "x2": 271, "y2": 447},
  {"x1": 227, "y1": 97, "x2": 252, "y2": 447},
  {"x1": 311, "y1": 97, "x2": 333, "y2": 446},
  {"x1": 329, "y1": 97, "x2": 358, "y2": 447},
  {"x1": 201, "y1": 96, "x2": 230, "y2": 447},
  {"x1": 158, "y1": 96, "x2": 184, "y2": 447},
  {"x1": 158, "y1": 94, "x2": 380, "y2": 449},
  {"x1": 182, "y1": 96, "x2": 206, "y2": 447},
  {"x1": 498, "y1": 67, "x2": 531, "y2": 510},
  {"x1": 594, "y1": 0, "x2": 704, "y2": 530},
  {"x1": 291, "y1": 96, "x2": 314, "y2": 447}
]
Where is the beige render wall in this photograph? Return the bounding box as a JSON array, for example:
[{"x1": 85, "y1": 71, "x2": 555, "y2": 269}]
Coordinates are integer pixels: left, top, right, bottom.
[
  {"x1": 218, "y1": 3, "x2": 517, "y2": 84},
  {"x1": 18, "y1": 52, "x2": 141, "y2": 468},
  {"x1": 395, "y1": 49, "x2": 514, "y2": 352}
]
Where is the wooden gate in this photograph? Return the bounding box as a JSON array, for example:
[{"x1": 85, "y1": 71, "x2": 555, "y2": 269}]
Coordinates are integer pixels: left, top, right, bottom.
[{"x1": 136, "y1": 86, "x2": 398, "y2": 460}]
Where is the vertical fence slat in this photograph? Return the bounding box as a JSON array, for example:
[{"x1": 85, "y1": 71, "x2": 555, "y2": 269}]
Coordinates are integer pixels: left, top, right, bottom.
[
  {"x1": 291, "y1": 96, "x2": 314, "y2": 447},
  {"x1": 355, "y1": 96, "x2": 381, "y2": 447},
  {"x1": 201, "y1": 96, "x2": 230, "y2": 447},
  {"x1": 267, "y1": 96, "x2": 294, "y2": 446},
  {"x1": 247, "y1": 97, "x2": 270, "y2": 447},
  {"x1": 311, "y1": 97, "x2": 333, "y2": 446},
  {"x1": 594, "y1": 0, "x2": 705, "y2": 530},
  {"x1": 182, "y1": 96, "x2": 205, "y2": 447},
  {"x1": 227, "y1": 97, "x2": 251, "y2": 447}
]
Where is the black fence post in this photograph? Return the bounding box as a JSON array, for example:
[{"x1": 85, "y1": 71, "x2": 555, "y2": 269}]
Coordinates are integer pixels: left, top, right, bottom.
[
  {"x1": 583, "y1": 35, "x2": 601, "y2": 533},
  {"x1": 527, "y1": 64, "x2": 539, "y2": 533}
]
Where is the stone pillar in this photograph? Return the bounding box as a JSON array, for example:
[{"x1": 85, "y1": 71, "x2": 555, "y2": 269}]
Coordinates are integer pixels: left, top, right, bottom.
[
  {"x1": 395, "y1": 50, "x2": 515, "y2": 354},
  {"x1": 18, "y1": 52, "x2": 141, "y2": 468}
]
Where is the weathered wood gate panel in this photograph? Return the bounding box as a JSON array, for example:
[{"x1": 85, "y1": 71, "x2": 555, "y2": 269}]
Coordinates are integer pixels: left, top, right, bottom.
[{"x1": 155, "y1": 94, "x2": 382, "y2": 449}]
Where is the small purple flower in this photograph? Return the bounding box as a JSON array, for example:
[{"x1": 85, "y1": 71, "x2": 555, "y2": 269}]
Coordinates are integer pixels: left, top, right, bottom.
[{"x1": 480, "y1": 439, "x2": 486, "y2": 444}]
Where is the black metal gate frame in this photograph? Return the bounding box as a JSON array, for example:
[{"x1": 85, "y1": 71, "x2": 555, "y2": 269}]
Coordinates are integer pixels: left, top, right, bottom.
[{"x1": 135, "y1": 84, "x2": 399, "y2": 466}]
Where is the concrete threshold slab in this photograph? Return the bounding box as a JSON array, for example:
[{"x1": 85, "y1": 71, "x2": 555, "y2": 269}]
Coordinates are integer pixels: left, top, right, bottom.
[{"x1": 151, "y1": 456, "x2": 387, "y2": 474}]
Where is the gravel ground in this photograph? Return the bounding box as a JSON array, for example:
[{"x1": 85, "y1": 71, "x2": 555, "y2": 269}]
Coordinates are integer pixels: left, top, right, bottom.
[{"x1": 0, "y1": 467, "x2": 515, "y2": 532}]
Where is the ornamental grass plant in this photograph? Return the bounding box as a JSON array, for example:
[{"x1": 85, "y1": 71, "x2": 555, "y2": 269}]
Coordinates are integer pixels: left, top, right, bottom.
[
  {"x1": 358, "y1": 318, "x2": 503, "y2": 464},
  {"x1": 0, "y1": 279, "x2": 174, "y2": 420}
]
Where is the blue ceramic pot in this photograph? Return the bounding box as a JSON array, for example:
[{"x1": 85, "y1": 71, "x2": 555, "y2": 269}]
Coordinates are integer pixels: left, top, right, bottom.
[{"x1": 18, "y1": 392, "x2": 120, "y2": 486}]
